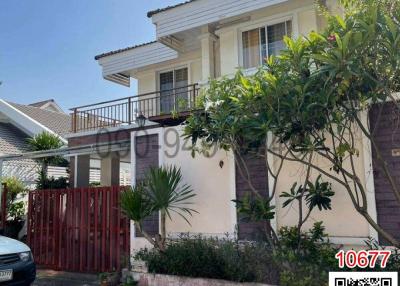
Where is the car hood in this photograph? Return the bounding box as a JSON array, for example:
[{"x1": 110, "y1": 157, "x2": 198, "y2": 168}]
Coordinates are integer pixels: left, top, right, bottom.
[{"x1": 0, "y1": 236, "x2": 30, "y2": 255}]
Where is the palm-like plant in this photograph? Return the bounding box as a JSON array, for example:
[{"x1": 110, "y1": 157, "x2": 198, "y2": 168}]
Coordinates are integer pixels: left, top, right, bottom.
[
  {"x1": 27, "y1": 131, "x2": 65, "y2": 177},
  {"x1": 121, "y1": 165, "x2": 197, "y2": 251}
]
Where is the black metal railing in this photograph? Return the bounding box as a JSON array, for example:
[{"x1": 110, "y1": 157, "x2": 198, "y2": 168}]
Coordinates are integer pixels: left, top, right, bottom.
[{"x1": 70, "y1": 84, "x2": 199, "y2": 133}]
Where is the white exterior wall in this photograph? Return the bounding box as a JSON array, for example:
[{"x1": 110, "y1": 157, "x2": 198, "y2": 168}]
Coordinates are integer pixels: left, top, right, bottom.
[{"x1": 163, "y1": 126, "x2": 236, "y2": 236}]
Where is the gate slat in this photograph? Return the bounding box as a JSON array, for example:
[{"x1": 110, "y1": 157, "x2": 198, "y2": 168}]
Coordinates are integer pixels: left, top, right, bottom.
[
  {"x1": 87, "y1": 188, "x2": 91, "y2": 272},
  {"x1": 71, "y1": 188, "x2": 76, "y2": 271},
  {"x1": 94, "y1": 188, "x2": 98, "y2": 271},
  {"x1": 34, "y1": 192, "x2": 39, "y2": 264},
  {"x1": 101, "y1": 188, "x2": 106, "y2": 272},
  {"x1": 79, "y1": 188, "x2": 84, "y2": 272},
  {"x1": 66, "y1": 190, "x2": 70, "y2": 270},
  {"x1": 116, "y1": 187, "x2": 121, "y2": 270},
  {"x1": 109, "y1": 187, "x2": 113, "y2": 270},
  {"x1": 58, "y1": 191, "x2": 63, "y2": 270},
  {"x1": 53, "y1": 191, "x2": 58, "y2": 267},
  {"x1": 27, "y1": 192, "x2": 33, "y2": 252}
]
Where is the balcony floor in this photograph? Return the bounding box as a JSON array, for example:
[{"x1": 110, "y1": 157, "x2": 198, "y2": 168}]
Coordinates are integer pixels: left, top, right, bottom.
[{"x1": 149, "y1": 111, "x2": 192, "y2": 126}]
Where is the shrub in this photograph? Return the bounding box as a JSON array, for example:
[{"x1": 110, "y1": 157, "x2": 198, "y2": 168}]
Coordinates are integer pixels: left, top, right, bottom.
[
  {"x1": 135, "y1": 234, "x2": 278, "y2": 284},
  {"x1": 35, "y1": 171, "x2": 68, "y2": 190},
  {"x1": 274, "y1": 222, "x2": 339, "y2": 286},
  {"x1": 274, "y1": 224, "x2": 400, "y2": 286},
  {"x1": 2, "y1": 177, "x2": 28, "y2": 239}
]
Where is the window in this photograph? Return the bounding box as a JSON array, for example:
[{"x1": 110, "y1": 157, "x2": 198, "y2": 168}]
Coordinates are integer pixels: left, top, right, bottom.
[
  {"x1": 159, "y1": 67, "x2": 188, "y2": 113},
  {"x1": 242, "y1": 20, "x2": 292, "y2": 69}
]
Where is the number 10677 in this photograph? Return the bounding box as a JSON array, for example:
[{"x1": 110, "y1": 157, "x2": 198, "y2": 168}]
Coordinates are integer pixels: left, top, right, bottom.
[{"x1": 335, "y1": 250, "x2": 391, "y2": 268}]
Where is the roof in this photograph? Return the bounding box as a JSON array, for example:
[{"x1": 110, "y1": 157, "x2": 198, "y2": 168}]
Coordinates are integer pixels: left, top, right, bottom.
[
  {"x1": 0, "y1": 122, "x2": 31, "y2": 155},
  {"x1": 0, "y1": 122, "x2": 37, "y2": 181},
  {"x1": 95, "y1": 41, "x2": 157, "y2": 60},
  {"x1": 29, "y1": 99, "x2": 55, "y2": 108},
  {"x1": 7, "y1": 102, "x2": 71, "y2": 138},
  {"x1": 147, "y1": 0, "x2": 197, "y2": 17}
]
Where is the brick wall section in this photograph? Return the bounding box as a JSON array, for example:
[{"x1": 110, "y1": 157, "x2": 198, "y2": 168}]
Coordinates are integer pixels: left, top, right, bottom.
[
  {"x1": 235, "y1": 153, "x2": 268, "y2": 240},
  {"x1": 136, "y1": 273, "x2": 273, "y2": 286},
  {"x1": 135, "y1": 134, "x2": 159, "y2": 237},
  {"x1": 369, "y1": 102, "x2": 400, "y2": 244}
]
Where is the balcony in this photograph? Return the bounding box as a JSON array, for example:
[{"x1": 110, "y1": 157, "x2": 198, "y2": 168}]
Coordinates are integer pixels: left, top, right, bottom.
[{"x1": 70, "y1": 84, "x2": 200, "y2": 133}]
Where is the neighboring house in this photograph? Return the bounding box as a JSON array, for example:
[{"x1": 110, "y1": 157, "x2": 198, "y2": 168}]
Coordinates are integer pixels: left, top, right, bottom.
[
  {"x1": 0, "y1": 99, "x2": 131, "y2": 187},
  {"x1": 66, "y1": 0, "x2": 398, "y2": 251},
  {"x1": 0, "y1": 99, "x2": 70, "y2": 187}
]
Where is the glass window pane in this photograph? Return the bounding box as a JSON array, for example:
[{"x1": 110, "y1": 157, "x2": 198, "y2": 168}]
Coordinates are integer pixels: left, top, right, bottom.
[
  {"x1": 267, "y1": 21, "x2": 291, "y2": 57},
  {"x1": 286, "y1": 20, "x2": 292, "y2": 38},
  {"x1": 160, "y1": 71, "x2": 174, "y2": 91},
  {"x1": 174, "y1": 68, "x2": 189, "y2": 110},
  {"x1": 174, "y1": 68, "x2": 188, "y2": 88},
  {"x1": 242, "y1": 28, "x2": 261, "y2": 69},
  {"x1": 260, "y1": 27, "x2": 267, "y2": 64},
  {"x1": 160, "y1": 71, "x2": 174, "y2": 113}
]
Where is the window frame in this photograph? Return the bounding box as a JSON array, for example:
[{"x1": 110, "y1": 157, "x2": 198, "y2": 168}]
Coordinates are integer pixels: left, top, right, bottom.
[
  {"x1": 238, "y1": 15, "x2": 296, "y2": 71},
  {"x1": 157, "y1": 66, "x2": 189, "y2": 91}
]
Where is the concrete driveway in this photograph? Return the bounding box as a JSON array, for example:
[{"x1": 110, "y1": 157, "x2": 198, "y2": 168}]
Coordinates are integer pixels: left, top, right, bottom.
[{"x1": 32, "y1": 270, "x2": 100, "y2": 286}]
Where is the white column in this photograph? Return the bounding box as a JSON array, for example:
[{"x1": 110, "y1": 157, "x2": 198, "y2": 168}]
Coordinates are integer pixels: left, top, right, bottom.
[
  {"x1": 72, "y1": 155, "x2": 90, "y2": 188},
  {"x1": 199, "y1": 29, "x2": 218, "y2": 82},
  {"x1": 100, "y1": 152, "x2": 120, "y2": 186},
  {"x1": 360, "y1": 111, "x2": 379, "y2": 242}
]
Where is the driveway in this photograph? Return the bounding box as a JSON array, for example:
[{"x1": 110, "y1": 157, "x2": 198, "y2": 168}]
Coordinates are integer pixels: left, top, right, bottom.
[{"x1": 32, "y1": 269, "x2": 99, "y2": 286}]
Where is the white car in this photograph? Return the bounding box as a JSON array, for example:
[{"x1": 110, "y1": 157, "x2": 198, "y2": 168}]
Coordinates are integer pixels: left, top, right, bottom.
[{"x1": 0, "y1": 236, "x2": 36, "y2": 285}]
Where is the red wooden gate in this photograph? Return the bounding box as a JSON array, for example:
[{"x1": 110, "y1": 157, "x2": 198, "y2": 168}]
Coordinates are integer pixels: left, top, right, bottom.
[{"x1": 27, "y1": 186, "x2": 130, "y2": 272}]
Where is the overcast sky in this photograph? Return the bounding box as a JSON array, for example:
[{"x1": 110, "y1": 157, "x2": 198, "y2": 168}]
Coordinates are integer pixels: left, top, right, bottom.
[{"x1": 0, "y1": 0, "x2": 181, "y2": 112}]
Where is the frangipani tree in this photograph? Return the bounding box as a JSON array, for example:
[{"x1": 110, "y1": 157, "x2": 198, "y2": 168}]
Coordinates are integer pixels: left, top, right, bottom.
[{"x1": 184, "y1": 0, "x2": 400, "y2": 247}]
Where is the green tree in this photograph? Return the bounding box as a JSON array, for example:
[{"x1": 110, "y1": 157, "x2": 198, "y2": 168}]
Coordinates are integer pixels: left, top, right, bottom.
[
  {"x1": 184, "y1": 0, "x2": 400, "y2": 247},
  {"x1": 27, "y1": 131, "x2": 68, "y2": 189},
  {"x1": 27, "y1": 132, "x2": 65, "y2": 176},
  {"x1": 121, "y1": 165, "x2": 197, "y2": 251}
]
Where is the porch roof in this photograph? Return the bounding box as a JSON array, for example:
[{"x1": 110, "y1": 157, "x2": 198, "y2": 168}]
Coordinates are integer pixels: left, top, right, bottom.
[
  {"x1": 95, "y1": 41, "x2": 178, "y2": 87},
  {"x1": 0, "y1": 139, "x2": 130, "y2": 162}
]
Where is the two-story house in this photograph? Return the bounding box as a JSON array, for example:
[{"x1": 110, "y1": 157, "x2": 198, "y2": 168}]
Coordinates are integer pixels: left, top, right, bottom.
[{"x1": 65, "y1": 0, "x2": 399, "y2": 254}]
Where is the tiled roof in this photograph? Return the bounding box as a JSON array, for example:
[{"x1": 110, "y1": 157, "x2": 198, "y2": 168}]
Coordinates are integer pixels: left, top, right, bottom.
[
  {"x1": 0, "y1": 123, "x2": 37, "y2": 181},
  {"x1": 0, "y1": 123, "x2": 30, "y2": 155},
  {"x1": 8, "y1": 102, "x2": 71, "y2": 138},
  {"x1": 29, "y1": 99, "x2": 55, "y2": 108},
  {"x1": 147, "y1": 0, "x2": 197, "y2": 17},
  {"x1": 94, "y1": 41, "x2": 157, "y2": 60}
]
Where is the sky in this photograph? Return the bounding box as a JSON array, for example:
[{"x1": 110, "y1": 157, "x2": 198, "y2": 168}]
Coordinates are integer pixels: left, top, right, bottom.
[{"x1": 0, "y1": 0, "x2": 182, "y2": 112}]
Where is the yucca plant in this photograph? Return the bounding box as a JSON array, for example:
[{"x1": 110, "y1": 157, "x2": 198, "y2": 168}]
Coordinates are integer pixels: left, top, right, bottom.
[{"x1": 121, "y1": 165, "x2": 197, "y2": 251}]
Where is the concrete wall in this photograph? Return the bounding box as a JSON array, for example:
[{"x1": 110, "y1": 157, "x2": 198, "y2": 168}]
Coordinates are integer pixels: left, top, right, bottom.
[
  {"x1": 273, "y1": 126, "x2": 371, "y2": 242},
  {"x1": 163, "y1": 126, "x2": 236, "y2": 236}
]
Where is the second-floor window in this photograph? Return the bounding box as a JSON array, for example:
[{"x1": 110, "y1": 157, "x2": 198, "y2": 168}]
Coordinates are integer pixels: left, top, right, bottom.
[
  {"x1": 242, "y1": 20, "x2": 292, "y2": 69},
  {"x1": 159, "y1": 67, "x2": 188, "y2": 113}
]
